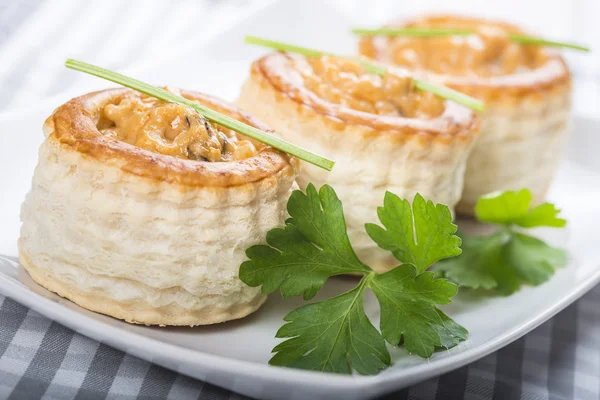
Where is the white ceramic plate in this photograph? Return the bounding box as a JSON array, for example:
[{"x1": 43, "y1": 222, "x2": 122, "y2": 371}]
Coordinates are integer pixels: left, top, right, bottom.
[{"x1": 2, "y1": 1, "x2": 600, "y2": 399}]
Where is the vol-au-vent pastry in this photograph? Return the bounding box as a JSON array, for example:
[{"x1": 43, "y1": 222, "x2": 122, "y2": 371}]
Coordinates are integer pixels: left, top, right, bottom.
[
  {"x1": 19, "y1": 88, "x2": 299, "y2": 326},
  {"x1": 359, "y1": 15, "x2": 572, "y2": 214},
  {"x1": 238, "y1": 52, "x2": 478, "y2": 272}
]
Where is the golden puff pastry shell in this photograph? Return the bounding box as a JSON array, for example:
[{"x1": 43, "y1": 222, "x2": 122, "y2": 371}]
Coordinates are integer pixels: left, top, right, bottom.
[
  {"x1": 19, "y1": 88, "x2": 298, "y2": 326},
  {"x1": 238, "y1": 53, "x2": 478, "y2": 272},
  {"x1": 359, "y1": 14, "x2": 572, "y2": 213}
]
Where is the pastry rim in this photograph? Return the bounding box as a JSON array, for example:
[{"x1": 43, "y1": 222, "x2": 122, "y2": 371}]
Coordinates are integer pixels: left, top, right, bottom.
[
  {"x1": 44, "y1": 88, "x2": 299, "y2": 188},
  {"x1": 358, "y1": 14, "x2": 572, "y2": 95},
  {"x1": 251, "y1": 52, "x2": 478, "y2": 142}
]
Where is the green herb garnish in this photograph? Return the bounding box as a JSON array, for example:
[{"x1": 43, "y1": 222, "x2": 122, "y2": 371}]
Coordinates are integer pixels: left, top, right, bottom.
[
  {"x1": 365, "y1": 191, "x2": 462, "y2": 274},
  {"x1": 352, "y1": 28, "x2": 590, "y2": 52},
  {"x1": 508, "y1": 35, "x2": 590, "y2": 53},
  {"x1": 240, "y1": 184, "x2": 467, "y2": 374},
  {"x1": 435, "y1": 189, "x2": 568, "y2": 295},
  {"x1": 244, "y1": 36, "x2": 484, "y2": 112},
  {"x1": 65, "y1": 59, "x2": 335, "y2": 171}
]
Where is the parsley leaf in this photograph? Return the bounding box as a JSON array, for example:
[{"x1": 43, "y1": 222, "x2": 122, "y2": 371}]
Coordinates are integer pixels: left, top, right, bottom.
[
  {"x1": 503, "y1": 232, "x2": 568, "y2": 286},
  {"x1": 240, "y1": 183, "x2": 370, "y2": 300},
  {"x1": 436, "y1": 232, "x2": 522, "y2": 295},
  {"x1": 270, "y1": 279, "x2": 390, "y2": 374},
  {"x1": 365, "y1": 192, "x2": 462, "y2": 274},
  {"x1": 475, "y1": 189, "x2": 567, "y2": 228},
  {"x1": 240, "y1": 184, "x2": 467, "y2": 374},
  {"x1": 436, "y1": 189, "x2": 568, "y2": 295},
  {"x1": 435, "y1": 309, "x2": 469, "y2": 348},
  {"x1": 370, "y1": 265, "x2": 465, "y2": 357}
]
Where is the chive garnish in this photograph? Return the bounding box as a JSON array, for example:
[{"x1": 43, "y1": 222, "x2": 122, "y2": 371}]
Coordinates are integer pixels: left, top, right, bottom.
[
  {"x1": 351, "y1": 28, "x2": 590, "y2": 52},
  {"x1": 508, "y1": 34, "x2": 590, "y2": 52},
  {"x1": 65, "y1": 59, "x2": 335, "y2": 171},
  {"x1": 244, "y1": 35, "x2": 484, "y2": 113}
]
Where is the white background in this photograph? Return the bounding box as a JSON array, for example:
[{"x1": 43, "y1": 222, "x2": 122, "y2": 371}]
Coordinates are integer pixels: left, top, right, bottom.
[{"x1": 0, "y1": 0, "x2": 597, "y2": 116}]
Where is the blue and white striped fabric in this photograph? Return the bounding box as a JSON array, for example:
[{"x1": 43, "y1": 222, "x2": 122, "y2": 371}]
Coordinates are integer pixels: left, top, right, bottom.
[{"x1": 1, "y1": 1, "x2": 600, "y2": 399}]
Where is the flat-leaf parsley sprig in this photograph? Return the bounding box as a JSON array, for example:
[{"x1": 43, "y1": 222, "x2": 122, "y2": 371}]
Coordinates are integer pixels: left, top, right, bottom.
[
  {"x1": 365, "y1": 192, "x2": 463, "y2": 274},
  {"x1": 240, "y1": 184, "x2": 467, "y2": 375},
  {"x1": 435, "y1": 189, "x2": 568, "y2": 295}
]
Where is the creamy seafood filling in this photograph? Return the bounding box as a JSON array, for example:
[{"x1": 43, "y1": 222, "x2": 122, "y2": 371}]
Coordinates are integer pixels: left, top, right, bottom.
[
  {"x1": 376, "y1": 21, "x2": 549, "y2": 77},
  {"x1": 301, "y1": 56, "x2": 445, "y2": 119},
  {"x1": 98, "y1": 92, "x2": 258, "y2": 161}
]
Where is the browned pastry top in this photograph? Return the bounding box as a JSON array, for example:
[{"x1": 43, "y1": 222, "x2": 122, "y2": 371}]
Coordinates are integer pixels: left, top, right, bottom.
[
  {"x1": 359, "y1": 14, "x2": 571, "y2": 102},
  {"x1": 251, "y1": 52, "x2": 478, "y2": 142},
  {"x1": 44, "y1": 88, "x2": 299, "y2": 187}
]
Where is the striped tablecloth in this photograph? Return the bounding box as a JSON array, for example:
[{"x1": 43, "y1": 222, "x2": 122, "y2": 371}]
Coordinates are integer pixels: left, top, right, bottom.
[
  {"x1": 1, "y1": 1, "x2": 599, "y2": 399},
  {"x1": 2, "y1": 288, "x2": 599, "y2": 400}
]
